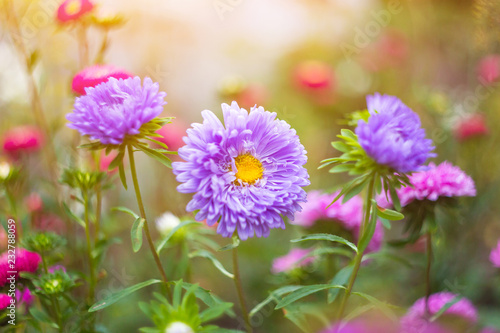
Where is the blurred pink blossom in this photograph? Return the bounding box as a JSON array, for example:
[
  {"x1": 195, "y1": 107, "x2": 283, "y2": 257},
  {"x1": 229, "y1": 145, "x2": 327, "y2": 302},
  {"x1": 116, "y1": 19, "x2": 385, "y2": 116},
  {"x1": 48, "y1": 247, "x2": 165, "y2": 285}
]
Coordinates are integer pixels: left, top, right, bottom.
[
  {"x1": 271, "y1": 248, "x2": 315, "y2": 274},
  {"x1": 477, "y1": 54, "x2": 500, "y2": 85},
  {"x1": 72, "y1": 64, "x2": 133, "y2": 95},
  {"x1": 454, "y1": 114, "x2": 489, "y2": 141},
  {"x1": 490, "y1": 240, "x2": 500, "y2": 268},
  {"x1": 2, "y1": 126, "x2": 43, "y2": 156},
  {"x1": 56, "y1": 0, "x2": 94, "y2": 23}
]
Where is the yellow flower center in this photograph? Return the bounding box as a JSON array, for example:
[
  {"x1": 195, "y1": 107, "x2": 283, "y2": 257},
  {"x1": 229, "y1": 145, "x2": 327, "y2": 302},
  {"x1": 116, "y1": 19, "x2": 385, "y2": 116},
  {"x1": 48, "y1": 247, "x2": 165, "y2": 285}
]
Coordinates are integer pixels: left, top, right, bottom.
[
  {"x1": 66, "y1": 0, "x2": 82, "y2": 15},
  {"x1": 234, "y1": 154, "x2": 263, "y2": 185}
]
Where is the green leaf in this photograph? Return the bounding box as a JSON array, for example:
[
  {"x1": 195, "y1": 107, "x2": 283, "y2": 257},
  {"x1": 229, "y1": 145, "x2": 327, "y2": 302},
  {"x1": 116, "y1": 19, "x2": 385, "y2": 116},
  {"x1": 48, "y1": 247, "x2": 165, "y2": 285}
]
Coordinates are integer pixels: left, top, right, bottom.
[
  {"x1": 275, "y1": 284, "x2": 345, "y2": 309},
  {"x1": 217, "y1": 237, "x2": 240, "y2": 251},
  {"x1": 118, "y1": 162, "x2": 127, "y2": 190},
  {"x1": 189, "y1": 250, "x2": 234, "y2": 279},
  {"x1": 178, "y1": 282, "x2": 235, "y2": 317},
  {"x1": 108, "y1": 150, "x2": 124, "y2": 171},
  {"x1": 329, "y1": 164, "x2": 353, "y2": 174},
  {"x1": 352, "y1": 292, "x2": 398, "y2": 320},
  {"x1": 29, "y1": 308, "x2": 59, "y2": 329},
  {"x1": 89, "y1": 279, "x2": 162, "y2": 312},
  {"x1": 328, "y1": 264, "x2": 354, "y2": 303},
  {"x1": 342, "y1": 175, "x2": 369, "y2": 203},
  {"x1": 156, "y1": 221, "x2": 202, "y2": 253},
  {"x1": 376, "y1": 205, "x2": 404, "y2": 221},
  {"x1": 131, "y1": 218, "x2": 145, "y2": 252},
  {"x1": 357, "y1": 202, "x2": 377, "y2": 253},
  {"x1": 331, "y1": 141, "x2": 350, "y2": 153},
  {"x1": 249, "y1": 285, "x2": 302, "y2": 317},
  {"x1": 112, "y1": 206, "x2": 139, "y2": 219},
  {"x1": 388, "y1": 183, "x2": 401, "y2": 211},
  {"x1": 340, "y1": 129, "x2": 357, "y2": 141},
  {"x1": 291, "y1": 233, "x2": 358, "y2": 253},
  {"x1": 137, "y1": 145, "x2": 172, "y2": 168},
  {"x1": 62, "y1": 202, "x2": 85, "y2": 228},
  {"x1": 199, "y1": 302, "x2": 234, "y2": 323}
]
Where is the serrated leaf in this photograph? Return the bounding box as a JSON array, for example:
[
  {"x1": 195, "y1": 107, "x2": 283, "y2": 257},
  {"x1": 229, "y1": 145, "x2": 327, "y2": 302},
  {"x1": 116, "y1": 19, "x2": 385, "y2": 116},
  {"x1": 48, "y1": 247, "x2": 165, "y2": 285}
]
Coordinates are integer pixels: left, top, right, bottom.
[
  {"x1": 275, "y1": 284, "x2": 345, "y2": 309},
  {"x1": 189, "y1": 250, "x2": 234, "y2": 279},
  {"x1": 291, "y1": 233, "x2": 358, "y2": 253},
  {"x1": 89, "y1": 279, "x2": 162, "y2": 312},
  {"x1": 131, "y1": 218, "x2": 145, "y2": 252},
  {"x1": 156, "y1": 221, "x2": 202, "y2": 253}
]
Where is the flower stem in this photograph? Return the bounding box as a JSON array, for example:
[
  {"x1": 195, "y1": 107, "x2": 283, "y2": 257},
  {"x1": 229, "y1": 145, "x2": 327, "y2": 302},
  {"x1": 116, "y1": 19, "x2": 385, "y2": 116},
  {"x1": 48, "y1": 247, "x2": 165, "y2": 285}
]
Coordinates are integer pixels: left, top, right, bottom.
[
  {"x1": 337, "y1": 175, "x2": 376, "y2": 321},
  {"x1": 232, "y1": 246, "x2": 253, "y2": 333},
  {"x1": 425, "y1": 231, "x2": 433, "y2": 315},
  {"x1": 83, "y1": 193, "x2": 96, "y2": 306},
  {"x1": 40, "y1": 251, "x2": 63, "y2": 331},
  {"x1": 127, "y1": 145, "x2": 172, "y2": 299}
]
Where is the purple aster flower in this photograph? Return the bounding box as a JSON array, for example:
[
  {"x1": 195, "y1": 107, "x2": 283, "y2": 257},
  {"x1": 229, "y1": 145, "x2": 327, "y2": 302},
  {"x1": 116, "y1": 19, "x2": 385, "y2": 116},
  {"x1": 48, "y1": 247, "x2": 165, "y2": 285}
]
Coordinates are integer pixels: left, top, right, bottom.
[
  {"x1": 293, "y1": 191, "x2": 383, "y2": 253},
  {"x1": 172, "y1": 102, "x2": 309, "y2": 240},
  {"x1": 66, "y1": 77, "x2": 167, "y2": 145},
  {"x1": 378, "y1": 162, "x2": 476, "y2": 208},
  {"x1": 400, "y1": 292, "x2": 478, "y2": 333},
  {"x1": 271, "y1": 248, "x2": 315, "y2": 274},
  {"x1": 356, "y1": 93, "x2": 435, "y2": 173},
  {"x1": 490, "y1": 240, "x2": 500, "y2": 268}
]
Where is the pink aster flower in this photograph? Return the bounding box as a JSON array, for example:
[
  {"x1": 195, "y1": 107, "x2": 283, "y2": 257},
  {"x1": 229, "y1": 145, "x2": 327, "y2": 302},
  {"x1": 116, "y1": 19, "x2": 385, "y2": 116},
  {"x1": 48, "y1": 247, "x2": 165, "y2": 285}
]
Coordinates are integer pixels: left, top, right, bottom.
[
  {"x1": 25, "y1": 193, "x2": 43, "y2": 213},
  {"x1": 154, "y1": 122, "x2": 188, "y2": 152},
  {"x1": 477, "y1": 54, "x2": 500, "y2": 85},
  {"x1": 490, "y1": 240, "x2": 500, "y2": 268},
  {"x1": 16, "y1": 288, "x2": 34, "y2": 308},
  {"x1": 0, "y1": 294, "x2": 13, "y2": 310},
  {"x1": 2, "y1": 126, "x2": 43, "y2": 156},
  {"x1": 454, "y1": 114, "x2": 489, "y2": 141},
  {"x1": 293, "y1": 191, "x2": 383, "y2": 253},
  {"x1": 72, "y1": 64, "x2": 133, "y2": 95},
  {"x1": 294, "y1": 60, "x2": 334, "y2": 90},
  {"x1": 0, "y1": 249, "x2": 41, "y2": 286},
  {"x1": 381, "y1": 162, "x2": 476, "y2": 208},
  {"x1": 56, "y1": 0, "x2": 94, "y2": 23},
  {"x1": 271, "y1": 248, "x2": 315, "y2": 274},
  {"x1": 400, "y1": 292, "x2": 478, "y2": 333}
]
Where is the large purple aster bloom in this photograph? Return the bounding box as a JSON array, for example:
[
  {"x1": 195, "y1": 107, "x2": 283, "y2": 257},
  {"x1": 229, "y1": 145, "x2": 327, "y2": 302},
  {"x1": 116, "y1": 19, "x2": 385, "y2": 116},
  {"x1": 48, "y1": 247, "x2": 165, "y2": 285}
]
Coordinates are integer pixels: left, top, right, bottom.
[
  {"x1": 66, "y1": 77, "x2": 167, "y2": 145},
  {"x1": 356, "y1": 93, "x2": 435, "y2": 173},
  {"x1": 172, "y1": 102, "x2": 310, "y2": 240}
]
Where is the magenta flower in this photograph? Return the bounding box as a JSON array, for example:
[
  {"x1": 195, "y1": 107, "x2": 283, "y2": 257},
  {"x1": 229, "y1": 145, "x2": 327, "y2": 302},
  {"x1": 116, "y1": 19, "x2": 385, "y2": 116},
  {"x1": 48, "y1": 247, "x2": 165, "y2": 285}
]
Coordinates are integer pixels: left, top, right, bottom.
[
  {"x1": 477, "y1": 54, "x2": 500, "y2": 85},
  {"x1": 66, "y1": 77, "x2": 167, "y2": 145},
  {"x1": 72, "y1": 64, "x2": 133, "y2": 95},
  {"x1": 56, "y1": 0, "x2": 94, "y2": 23},
  {"x1": 173, "y1": 102, "x2": 309, "y2": 240},
  {"x1": 16, "y1": 288, "x2": 34, "y2": 308},
  {"x1": 0, "y1": 249, "x2": 41, "y2": 286},
  {"x1": 490, "y1": 240, "x2": 500, "y2": 268},
  {"x1": 293, "y1": 191, "x2": 383, "y2": 253},
  {"x1": 400, "y1": 292, "x2": 478, "y2": 333},
  {"x1": 381, "y1": 162, "x2": 476, "y2": 208},
  {"x1": 2, "y1": 126, "x2": 43, "y2": 156},
  {"x1": 271, "y1": 248, "x2": 315, "y2": 274},
  {"x1": 0, "y1": 294, "x2": 13, "y2": 310}
]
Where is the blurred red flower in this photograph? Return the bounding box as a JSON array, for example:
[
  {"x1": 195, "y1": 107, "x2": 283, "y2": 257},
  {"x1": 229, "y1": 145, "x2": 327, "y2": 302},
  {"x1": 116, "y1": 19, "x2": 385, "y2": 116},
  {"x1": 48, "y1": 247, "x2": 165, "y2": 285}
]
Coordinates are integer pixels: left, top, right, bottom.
[
  {"x1": 2, "y1": 126, "x2": 43, "y2": 156},
  {"x1": 454, "y1": 114, "x2": 489, "y2": 141},
  {"x1": 56, "y1": 0, "x2": 95, "y2": 23}
]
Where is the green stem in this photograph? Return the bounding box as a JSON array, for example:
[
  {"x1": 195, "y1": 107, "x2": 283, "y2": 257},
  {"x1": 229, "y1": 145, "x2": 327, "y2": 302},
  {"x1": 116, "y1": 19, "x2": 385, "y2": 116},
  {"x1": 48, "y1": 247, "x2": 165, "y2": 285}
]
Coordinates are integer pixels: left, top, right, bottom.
[
  {"x1": 127, "y1": 145, "x2": 172, "y2": 299},
  {"x1": 40, "y1": 251, "x2": 63, "y2": 331},
  {"x1": 425, "y1": 231, "x2": 433, "y2": 316},
  {"x1": 83, "y1": 193, "x2": 96, "y2": 306},
  {"x1": 337, "y1": 175, "x2": 376, "y2": 320},
  {"x1": 232, "y1": 247, "x2": 252, "y2": 333}
]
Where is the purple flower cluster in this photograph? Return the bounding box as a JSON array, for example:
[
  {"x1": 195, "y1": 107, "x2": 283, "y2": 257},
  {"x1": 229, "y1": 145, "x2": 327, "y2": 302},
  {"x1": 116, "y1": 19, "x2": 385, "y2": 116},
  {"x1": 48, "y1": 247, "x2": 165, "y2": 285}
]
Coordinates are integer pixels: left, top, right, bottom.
[
  {"x1": 67, "y1": 77, "x2": 167, "y2": 145},
  {"x1": 378, "y1": 162, "x2": 476, "y2": 208},
  {"x1": 356, "y1": 93, "x2": 435, "y2": 173},
  {"x1": 400, "y1": 292, "x2": 478, "y2": 333},
  {"x1": 293, "y1": 190, "x2": 383, "y2": 253},
  {"x1": 172, "y1": 102, "x2": 309, "y2": 240}
]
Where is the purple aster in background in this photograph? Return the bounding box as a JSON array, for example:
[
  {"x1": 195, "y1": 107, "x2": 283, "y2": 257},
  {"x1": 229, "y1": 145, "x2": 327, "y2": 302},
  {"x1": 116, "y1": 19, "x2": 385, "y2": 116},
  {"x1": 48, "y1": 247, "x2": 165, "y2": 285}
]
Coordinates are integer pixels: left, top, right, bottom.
[
  {"x1": 490, "y1": 240, "x2": 500, "y2": 268},
  {"x1": 66, "y1": 77, "x2": 167, "y2": 145},
  {"x1": 293, "y1": 191, "x2": 383, "y2": 253},
  {"x1": 356, "y1": 93, "x2": 435, "y2": 173},
  {"x1": 378, "y1": 162, "x2": 476, "y2": 208},
  {"x1": 271, "y1": 248, "x2": 315, "y2": 274},
  {"x1": 400, "y1": 292, "x2": 478, "y2": 333},
  {"x1": 172, "y1": 102, "x2": 309, "y2": 240}
]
